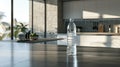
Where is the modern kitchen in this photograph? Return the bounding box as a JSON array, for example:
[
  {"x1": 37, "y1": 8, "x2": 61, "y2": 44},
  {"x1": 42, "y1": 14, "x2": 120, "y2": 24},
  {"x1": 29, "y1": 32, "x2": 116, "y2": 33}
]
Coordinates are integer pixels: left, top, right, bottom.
[
  {"x1": 63, "y1": 0, "x2": 120, "y2": 33},
  {"x1": 0, "y1": 0, "x2": 120, "y2": 67},
  {"x1": 58, "y1": 0, "x2": 120, "y2": 48}
]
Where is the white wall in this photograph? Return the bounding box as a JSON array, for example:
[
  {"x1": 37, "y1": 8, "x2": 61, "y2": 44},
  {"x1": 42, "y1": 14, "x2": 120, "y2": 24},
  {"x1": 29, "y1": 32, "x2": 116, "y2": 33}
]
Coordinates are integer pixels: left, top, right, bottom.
[
  {"x1": 63, "y1": 1, "x2": 83, "y2": 19},
  {"x1": 63, "y1": 0, "x2": 120, "y2": 19}
]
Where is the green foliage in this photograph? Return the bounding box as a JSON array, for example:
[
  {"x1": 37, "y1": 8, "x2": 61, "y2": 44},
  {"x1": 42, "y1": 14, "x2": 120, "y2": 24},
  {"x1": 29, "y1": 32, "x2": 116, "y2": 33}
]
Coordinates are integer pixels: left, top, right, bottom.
[
  {"x1": 16, "y1": 23, "x2": 28, "y2": 33},
  {"x1": 0, "y1": 18, "x2": 28, "y2": 40},
  {"x1": 14, "y1": 22, "x2": 28, "y2": 38},
  {"x1": 0, "y1": 34, "x2": 6, "y2": 40},
  {"x1": 14, "y1": 29, "x2": 20, "y2": 38},
  {"x1": 30, "y1": 33, "x2": 38, "y2": 37},
  {"x1": 0, "y1": 22, "x2": 10, "y2": 40}
]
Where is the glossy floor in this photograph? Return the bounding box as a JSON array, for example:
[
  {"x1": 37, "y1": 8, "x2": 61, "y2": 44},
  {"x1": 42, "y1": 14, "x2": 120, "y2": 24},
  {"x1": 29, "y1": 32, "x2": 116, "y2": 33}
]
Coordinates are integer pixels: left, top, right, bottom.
[{"x1": 0, "y1": 41, "x2": 120, "y2": 67}]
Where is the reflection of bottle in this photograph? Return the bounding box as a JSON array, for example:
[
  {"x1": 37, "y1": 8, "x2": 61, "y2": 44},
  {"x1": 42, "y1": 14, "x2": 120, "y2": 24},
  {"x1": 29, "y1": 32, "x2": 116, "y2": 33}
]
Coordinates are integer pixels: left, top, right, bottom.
[
  {"x1": 66, "y1": 55, "x2": 78, "y2": 67},
  {"x1": 67, "y1": 18, "x2": 77, "y2": 56}
]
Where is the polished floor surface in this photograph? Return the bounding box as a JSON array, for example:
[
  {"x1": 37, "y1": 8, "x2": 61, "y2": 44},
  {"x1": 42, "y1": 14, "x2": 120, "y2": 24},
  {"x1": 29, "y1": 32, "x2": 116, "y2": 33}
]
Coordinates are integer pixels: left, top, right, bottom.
[{"x1": 0, "y1": 41, "x2": 120, "y2": 67}]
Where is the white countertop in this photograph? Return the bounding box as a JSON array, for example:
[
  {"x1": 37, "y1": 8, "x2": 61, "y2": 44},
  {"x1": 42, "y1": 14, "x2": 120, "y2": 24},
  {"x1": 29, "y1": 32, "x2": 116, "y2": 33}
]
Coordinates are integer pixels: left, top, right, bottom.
[{"x1": 77, "y1": 32, "x2": 120, "y2": 35}]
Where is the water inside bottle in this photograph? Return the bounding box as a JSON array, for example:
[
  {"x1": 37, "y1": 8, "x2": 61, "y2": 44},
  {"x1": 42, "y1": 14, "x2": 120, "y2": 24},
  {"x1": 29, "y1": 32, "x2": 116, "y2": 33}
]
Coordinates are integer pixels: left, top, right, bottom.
[{"x1": 67, "y1": 19, "x2": 77, "y2": 56}]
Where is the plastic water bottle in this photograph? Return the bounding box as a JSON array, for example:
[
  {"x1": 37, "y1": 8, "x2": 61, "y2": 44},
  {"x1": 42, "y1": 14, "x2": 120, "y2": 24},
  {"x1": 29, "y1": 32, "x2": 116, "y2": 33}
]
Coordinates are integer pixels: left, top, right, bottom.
[{"x1": 67, "y1": 18, "x2": 77, "y2": 56}]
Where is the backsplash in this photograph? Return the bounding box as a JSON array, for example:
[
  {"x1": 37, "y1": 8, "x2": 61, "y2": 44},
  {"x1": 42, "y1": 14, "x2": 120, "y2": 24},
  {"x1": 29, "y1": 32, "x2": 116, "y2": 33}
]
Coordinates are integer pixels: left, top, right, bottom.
[{"x1": 64, "y1": 18, "x2": 120, "y2": 32}]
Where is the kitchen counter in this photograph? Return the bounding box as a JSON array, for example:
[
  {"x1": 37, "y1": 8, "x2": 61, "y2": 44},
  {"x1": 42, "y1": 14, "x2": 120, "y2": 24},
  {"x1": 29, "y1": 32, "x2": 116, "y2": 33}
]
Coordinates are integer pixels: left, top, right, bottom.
[
  {"x1": 77, "y1": 32, "x2": 120, "y2": 35},
  {"x1": 57, "y1": 33, "x2": 120, "y2": 48},
  {"x1": 77, "y1": 33, "x2": 120, "y2": 48}
]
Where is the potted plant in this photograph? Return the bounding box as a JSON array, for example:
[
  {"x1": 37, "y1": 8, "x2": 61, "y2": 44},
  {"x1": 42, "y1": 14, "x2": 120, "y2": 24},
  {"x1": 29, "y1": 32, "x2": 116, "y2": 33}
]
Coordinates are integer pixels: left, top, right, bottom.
[
  {"x1": 16, "y1": 23, "x2": 28, "y2": 40},
  {"x1": 30, "y1": 32, "x2": 39, "y2": 40}
]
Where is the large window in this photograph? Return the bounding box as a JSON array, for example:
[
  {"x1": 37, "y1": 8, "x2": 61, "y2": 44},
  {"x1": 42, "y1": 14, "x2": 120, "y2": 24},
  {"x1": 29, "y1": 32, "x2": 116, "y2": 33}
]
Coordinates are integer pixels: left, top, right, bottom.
[
  {"x1": 0, "y1": 0, "x2": 29, "y2": 40},
  {"x1": 0, "y1": 0, "x2": 11, "y2": 40},
  {"x1": 13, "y1": 0, "x2": 29, "y2": 40}
]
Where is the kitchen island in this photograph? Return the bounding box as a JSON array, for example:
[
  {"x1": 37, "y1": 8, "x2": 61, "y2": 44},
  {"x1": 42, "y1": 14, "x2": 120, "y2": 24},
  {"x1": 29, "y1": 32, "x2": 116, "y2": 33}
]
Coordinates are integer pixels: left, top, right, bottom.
[
  {"x1": 57, "y1": 32, "x2": 120, "y2": 48},
  {"x1": 77, "y1": 32, "x2": 120, "y2": 35}
]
